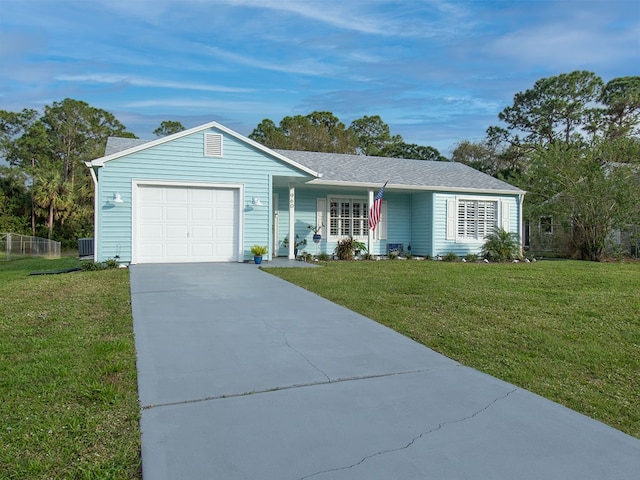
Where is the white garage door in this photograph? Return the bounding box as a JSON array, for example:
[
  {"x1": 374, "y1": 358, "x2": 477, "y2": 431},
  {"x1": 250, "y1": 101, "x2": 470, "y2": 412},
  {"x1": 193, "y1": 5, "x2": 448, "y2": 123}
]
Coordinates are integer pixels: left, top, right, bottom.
[{"x1": 136, "y1": 185, "x2": 240, "y2": 263}]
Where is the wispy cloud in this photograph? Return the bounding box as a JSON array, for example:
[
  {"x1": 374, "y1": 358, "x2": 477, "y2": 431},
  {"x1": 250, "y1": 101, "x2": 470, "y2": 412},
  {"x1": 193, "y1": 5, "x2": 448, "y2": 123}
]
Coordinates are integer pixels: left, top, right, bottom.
[{"x1": 55, "y1": 74, "x2": 254, "y2": 93}]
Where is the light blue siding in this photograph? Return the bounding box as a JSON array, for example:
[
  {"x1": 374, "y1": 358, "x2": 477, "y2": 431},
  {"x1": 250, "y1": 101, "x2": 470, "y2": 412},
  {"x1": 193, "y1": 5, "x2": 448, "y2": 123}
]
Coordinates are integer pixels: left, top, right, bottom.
[
  {"x1": 433, "y1": 193, "x2": 521, "y2": 258},
  {"x1": 96, "y1": 128, "x2": 309, "y2": 262},
  {"x1": 410, "y1": 192, "x2": 434, "y2": 257}
]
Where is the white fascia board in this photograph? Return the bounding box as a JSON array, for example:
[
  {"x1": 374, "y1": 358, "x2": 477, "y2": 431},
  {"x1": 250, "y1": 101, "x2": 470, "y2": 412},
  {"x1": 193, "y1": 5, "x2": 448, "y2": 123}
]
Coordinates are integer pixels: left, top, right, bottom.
[{"x1": 306, "y1": 179, "x2": 525, "y2": 196}]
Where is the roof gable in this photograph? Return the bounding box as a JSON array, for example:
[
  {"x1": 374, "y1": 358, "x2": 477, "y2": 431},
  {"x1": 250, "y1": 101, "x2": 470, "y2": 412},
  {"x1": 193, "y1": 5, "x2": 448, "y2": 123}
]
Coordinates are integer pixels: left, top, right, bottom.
[{"x1": 86, "y1": 121, "x2": 319, "y2": 177}]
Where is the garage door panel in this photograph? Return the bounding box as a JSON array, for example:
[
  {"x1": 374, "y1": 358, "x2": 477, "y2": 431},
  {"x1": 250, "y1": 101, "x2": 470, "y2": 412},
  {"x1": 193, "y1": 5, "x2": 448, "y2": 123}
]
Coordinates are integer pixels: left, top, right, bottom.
[
  {"x1": 166, "y1": 244, "x2": 189, "y2": 257},
  {"x1": 136, "y1": 185, "x2": 240, "y2": 263},
  {"x1": 191, "y1": 189, "x2": 214, "y2": 203},
  {"x1": 139, "y1": 223, "x2": 163, "y2": 238},
  {"x1": 166, "y1": 225, "x2": 188, "y2": 239},
  {"x1": 139, "y1": 187, "x2": 163, "y2": 202},
  {"x1": 140, "y1": 206, "x2": 163, "y2": 221},
  {"x1": 192, "y1": 225, "x2": 214, "y2": 239},
  {"x1": 165, "y1": 189, "x2": 188, "y2": 202},
  {"x1": 191, "y1": 207, "x2": 213, "y2": 221}
]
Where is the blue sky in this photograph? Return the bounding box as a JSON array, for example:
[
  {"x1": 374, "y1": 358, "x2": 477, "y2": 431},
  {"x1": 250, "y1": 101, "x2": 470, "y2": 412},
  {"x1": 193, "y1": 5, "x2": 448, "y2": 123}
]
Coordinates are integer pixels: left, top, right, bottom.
[{"x1": 1, "y1": 0, "x2": 639, "y2": 155}]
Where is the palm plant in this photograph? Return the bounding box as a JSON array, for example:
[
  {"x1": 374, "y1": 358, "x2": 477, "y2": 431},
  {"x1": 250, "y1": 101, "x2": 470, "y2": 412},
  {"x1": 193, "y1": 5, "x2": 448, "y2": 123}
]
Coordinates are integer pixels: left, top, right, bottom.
[
  {"x1": 334, "y1": 236, "x2": 367, "y2": 260},
  {"x1": 481, "y1": 227, "x2": 520, "y2": 262}
]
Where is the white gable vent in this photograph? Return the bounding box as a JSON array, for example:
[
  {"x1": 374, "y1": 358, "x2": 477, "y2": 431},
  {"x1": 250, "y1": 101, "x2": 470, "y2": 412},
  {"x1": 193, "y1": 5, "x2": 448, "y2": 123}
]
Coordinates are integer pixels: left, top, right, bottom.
[{"x1": 204, "y1": 133, "x2": 223, "y2": 157}]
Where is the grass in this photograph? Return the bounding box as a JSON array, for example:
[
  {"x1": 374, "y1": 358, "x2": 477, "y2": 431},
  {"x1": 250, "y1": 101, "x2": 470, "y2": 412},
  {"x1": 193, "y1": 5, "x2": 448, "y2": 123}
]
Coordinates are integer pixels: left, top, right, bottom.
[
  {"x1": 0, "y1": 257, "x2": 141, "y2": 479},
  {"x1": 267, "y1": 260, "x2": 640, "y2": 439}
]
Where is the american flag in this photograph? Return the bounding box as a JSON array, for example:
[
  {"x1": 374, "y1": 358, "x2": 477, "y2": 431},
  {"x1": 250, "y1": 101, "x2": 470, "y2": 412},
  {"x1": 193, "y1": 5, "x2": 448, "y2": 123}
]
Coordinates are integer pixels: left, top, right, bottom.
[{"x1": 369, "y1": 181, "x2": 387, "y2": 231}]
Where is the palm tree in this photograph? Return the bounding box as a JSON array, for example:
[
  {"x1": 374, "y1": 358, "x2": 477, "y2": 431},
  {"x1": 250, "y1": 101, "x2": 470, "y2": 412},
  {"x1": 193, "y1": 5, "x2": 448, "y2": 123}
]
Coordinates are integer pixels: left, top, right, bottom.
[
  {"x1": 32, "y1": 170, "x2": 73, "y2": 239},
  {"x1": 481, "y1": 227, "x2": 521, "y2": 262}
]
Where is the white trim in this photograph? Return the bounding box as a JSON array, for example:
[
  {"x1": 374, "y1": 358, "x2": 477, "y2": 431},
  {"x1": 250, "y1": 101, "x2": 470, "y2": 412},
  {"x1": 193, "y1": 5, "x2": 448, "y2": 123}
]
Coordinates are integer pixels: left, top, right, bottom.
[
  {"x1": 328, "y1": 195, "x2": 369, "y2": 240},
  {"x1": 288, "y1": 185, "x2": 295, "y2": 259},
  {"x1": 131, "y1": 179, "x2": 244, "y2": 264},
  {"x1": 378, "y1": 201, "x2": 388, "y2": 240},
  {"x1": 88, "y1": 166, "x2": 99, "y2": 262},
  {"x1": 306, "y1": 179, "x2": 524, "y2": 196},
  {"x1": 501, "y1": 200, "x2": 511, "y2": 231},
  {"x1": 316, "y1": 198, "x2": 327, "y2": 238},
  {"x1": 272, "y1": 193, "x2": 279, "y2": 257},
  {"x1": 454, "y1": 195, "x2": 499, "y2": 243}
]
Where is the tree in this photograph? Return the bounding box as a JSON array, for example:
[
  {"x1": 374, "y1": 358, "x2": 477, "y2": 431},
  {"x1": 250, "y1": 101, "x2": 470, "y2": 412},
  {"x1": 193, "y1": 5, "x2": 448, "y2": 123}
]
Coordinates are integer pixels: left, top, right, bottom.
[
  {"x1": 526, "y1": 140, "x2": 639, "y2": 260},
  {"x1": 1, "y1": 99, "x2": 136, "y2": 244},
  {"x1": 249, "y1": 111, "x2": 356, "y2": 153},
  {"x1": 42, "y1": 99, "x2": 135, "y2": 190},
  {"x1": 0, "y1": 166, "x2": 30, "y2": 233},
  {"x1": 347, "y1": 115, "x2": 402, "y2": 156},
  {"x1": 32, "y1": 169, "x2": 73, "y2": 239},
  {"x1": 497, "y1": 70, "x2": 605, "y2": 146},
  {"x1": 379, "y1": 142, "x2": 448, "y2": 161},
  {"x1": 600, "y1": 76, "x2": 640, "y2": 139},
  {"x1": 153, "y1": 120, "x2": 186, "y2": 137}
]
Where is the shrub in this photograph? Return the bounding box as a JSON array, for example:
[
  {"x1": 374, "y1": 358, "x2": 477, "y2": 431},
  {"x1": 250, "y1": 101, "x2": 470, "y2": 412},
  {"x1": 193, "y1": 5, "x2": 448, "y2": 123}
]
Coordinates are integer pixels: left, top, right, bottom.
[
  {"x1": 388, "y1": 251, "x2": 399, "y2": 260},
  {"x1": 481, "y1": 227, "x2": 520, "y2": 262},
  {"x1": 317, "y1": 252, "x2": 331, "y2": 262},
  {"x1": 442, "y1": 252, "x2": 459, "y2": 262},
  {"x1": 334, "y1": 236, "x2": 367, "y2": 260},
  {"x1": 80, "y1": 258, "x2": 120, "y2": 271},
  {"x1": 465, "y1": 253, "x2": 479, "y2": 262}
]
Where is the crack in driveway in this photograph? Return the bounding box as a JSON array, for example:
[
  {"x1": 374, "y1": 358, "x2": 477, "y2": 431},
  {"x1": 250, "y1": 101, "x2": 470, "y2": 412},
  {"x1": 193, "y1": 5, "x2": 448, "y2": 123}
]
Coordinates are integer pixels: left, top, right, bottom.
[
  {"x1": 297, "y1": 388, "x2": 519, "y2": 480},
  {"x1": 140, "y1": 368, "x2": 447, "y2": 411}
]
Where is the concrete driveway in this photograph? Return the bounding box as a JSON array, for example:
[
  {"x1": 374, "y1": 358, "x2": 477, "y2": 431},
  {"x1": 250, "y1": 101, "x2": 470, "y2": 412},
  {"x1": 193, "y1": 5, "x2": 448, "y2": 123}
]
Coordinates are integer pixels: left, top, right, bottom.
[{"x1": 130, "y1": 263, "x2": 640, "y2": 479}]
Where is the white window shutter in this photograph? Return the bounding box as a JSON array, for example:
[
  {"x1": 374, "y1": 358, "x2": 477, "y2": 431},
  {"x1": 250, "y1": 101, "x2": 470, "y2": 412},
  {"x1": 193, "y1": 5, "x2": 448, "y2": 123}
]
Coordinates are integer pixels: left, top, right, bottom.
[
  {"x1": 446, "y1": 199, "x2": 456, "y2": 240},
  {"x1": 501, "y1": 200, "x2": 510, "y2": 231},
  {"x1": 377, "y1": 201, "x2": 388, "y2": 240},
  {"x1": 317, "y1": 198, "x2": 326, "y2": 237}
]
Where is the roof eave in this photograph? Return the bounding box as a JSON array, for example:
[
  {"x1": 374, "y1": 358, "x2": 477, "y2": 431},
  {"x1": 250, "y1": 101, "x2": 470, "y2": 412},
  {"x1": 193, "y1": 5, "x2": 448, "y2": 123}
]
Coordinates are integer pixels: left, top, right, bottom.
[{"x1": 306, "y1": 179, "x2": 525, "y2": 195}]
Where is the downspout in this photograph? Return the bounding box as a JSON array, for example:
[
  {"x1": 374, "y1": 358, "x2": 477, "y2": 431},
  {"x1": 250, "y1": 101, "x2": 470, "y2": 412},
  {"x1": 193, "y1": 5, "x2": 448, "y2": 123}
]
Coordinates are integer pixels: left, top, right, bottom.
[{"x1": 86, "y1": 162, "x2": 99, "y2": 262}]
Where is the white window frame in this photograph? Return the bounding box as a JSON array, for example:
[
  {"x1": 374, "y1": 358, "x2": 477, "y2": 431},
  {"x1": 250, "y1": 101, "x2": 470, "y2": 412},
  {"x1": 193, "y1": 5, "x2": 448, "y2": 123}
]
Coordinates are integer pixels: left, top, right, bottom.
[
  {"x1": 328, "y1": 196, "x2": 369, "y2": 240},
  {"x1": 448, "y1": 197, "x2": 500, "y2": 243}
]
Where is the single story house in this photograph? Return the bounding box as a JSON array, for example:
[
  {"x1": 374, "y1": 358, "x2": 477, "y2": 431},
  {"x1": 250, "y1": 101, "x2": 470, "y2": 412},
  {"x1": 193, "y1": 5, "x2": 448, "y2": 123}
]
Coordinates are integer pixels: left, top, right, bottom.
[{"x1": 85, "y1": 121, "x2": 525, "y2": 264}]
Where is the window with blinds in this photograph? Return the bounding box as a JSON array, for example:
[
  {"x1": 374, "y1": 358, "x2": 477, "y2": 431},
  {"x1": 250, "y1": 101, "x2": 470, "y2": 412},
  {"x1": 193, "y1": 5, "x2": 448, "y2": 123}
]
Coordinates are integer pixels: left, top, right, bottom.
[{"x1": 457, "y1": 200, "x2": 497, "y2": 240}]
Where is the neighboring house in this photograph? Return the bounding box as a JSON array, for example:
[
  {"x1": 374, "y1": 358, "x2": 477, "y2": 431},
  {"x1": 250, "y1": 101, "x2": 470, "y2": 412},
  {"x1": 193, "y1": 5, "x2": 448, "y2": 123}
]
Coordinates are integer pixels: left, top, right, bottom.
[{"x1": 85, "y1": 121, "x2": 525, "y2": 264}]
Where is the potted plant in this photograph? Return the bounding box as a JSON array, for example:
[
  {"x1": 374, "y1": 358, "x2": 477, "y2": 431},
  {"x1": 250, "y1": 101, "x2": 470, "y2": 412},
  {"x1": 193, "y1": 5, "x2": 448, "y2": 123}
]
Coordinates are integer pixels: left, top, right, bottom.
[
  {"x1": 250, "y1": 245, "x2": 268, "y2": 264},
  {"x1": 282, "y1": 234, "x2": 306, "y2": 257},
  {"x1": 308, "y1": 224, "x2": 323, "y2": 243}
]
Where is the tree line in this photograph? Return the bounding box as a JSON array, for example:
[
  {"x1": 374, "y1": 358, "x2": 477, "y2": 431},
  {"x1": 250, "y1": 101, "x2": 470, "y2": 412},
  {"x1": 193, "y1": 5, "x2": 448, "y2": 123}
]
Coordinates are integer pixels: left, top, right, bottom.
[{"x1": 1, "y1": 71, "x2": 638, "y2": 259}]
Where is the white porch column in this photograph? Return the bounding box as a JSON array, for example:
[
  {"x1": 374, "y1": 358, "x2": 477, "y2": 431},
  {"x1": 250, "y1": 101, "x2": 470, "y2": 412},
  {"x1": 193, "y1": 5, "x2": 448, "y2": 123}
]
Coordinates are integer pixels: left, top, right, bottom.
[
  {"x1": 519, "y1": 193, "x2": 525, "y2": 256},
  {"x1": 288, "y1": 184, "x2": 295, "y2": 259},
  {"x1": 367, "y1": 188, "x2": 374, "y2": 254}
]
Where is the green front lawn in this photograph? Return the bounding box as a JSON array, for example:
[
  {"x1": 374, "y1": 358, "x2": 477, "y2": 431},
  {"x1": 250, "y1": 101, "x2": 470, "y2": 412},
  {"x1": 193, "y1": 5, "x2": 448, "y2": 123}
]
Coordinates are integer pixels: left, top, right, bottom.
[
  {"x1": 267, "y1": 260, "x2": 640, "y2": 439},
  {"x1": 0, "y1": 257, "x2": 141, "y2": 479}
]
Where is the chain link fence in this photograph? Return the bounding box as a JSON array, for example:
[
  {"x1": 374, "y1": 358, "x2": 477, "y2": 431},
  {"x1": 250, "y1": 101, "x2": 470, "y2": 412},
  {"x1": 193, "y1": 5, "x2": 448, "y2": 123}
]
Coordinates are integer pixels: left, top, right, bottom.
[{"x1": 1, "y1": 233, "x2": 61, "y2": 260}]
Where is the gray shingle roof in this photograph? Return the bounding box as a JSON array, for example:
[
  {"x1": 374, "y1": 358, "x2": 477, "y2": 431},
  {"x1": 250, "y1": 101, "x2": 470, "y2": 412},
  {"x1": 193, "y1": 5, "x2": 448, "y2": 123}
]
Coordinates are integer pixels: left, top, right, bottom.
[
  {"x1": 104, "y1": 137, "x2": 149, "y2": 156},
  {"x1": 102, "y1": 137, "x2": 523, "y2": 194},
  {"x1": 276, "y1": 150, "x2": 523, "y2": 193}
]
